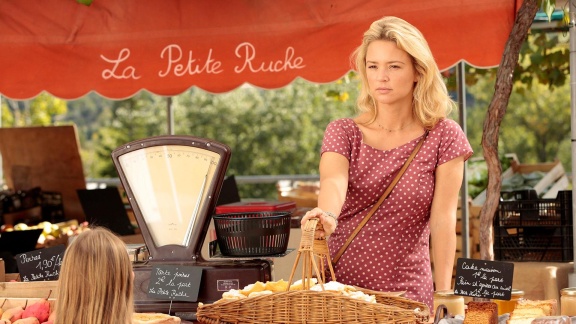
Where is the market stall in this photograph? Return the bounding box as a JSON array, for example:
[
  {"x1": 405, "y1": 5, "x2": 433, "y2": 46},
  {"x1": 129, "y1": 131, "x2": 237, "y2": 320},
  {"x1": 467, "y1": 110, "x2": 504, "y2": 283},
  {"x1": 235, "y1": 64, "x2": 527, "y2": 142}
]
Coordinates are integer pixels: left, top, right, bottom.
[{"x1": 0, "y1": 1, "x2": 547, "y2": 323}]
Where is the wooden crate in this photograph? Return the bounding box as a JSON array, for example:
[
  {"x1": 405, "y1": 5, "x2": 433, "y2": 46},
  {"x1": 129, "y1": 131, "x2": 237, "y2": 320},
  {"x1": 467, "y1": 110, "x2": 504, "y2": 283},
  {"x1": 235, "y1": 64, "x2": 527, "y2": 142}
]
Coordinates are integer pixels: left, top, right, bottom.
[
  {"x1": 0, "y1": 259, "x2": 59, "y2": 300},
  {"x1": 0, "y1": 281, "x2": 57, "y2": 320},
  {"x1": 0, "y1": 281, "x2": 58, "y2": 299}
]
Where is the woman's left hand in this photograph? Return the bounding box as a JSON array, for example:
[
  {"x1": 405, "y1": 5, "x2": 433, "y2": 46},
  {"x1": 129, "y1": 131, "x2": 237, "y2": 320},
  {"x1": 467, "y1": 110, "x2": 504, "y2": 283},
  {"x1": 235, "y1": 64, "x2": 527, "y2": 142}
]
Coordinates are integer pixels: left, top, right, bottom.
[{"x1": 300, "y1": 207, "x2": 337, "y2": 239}]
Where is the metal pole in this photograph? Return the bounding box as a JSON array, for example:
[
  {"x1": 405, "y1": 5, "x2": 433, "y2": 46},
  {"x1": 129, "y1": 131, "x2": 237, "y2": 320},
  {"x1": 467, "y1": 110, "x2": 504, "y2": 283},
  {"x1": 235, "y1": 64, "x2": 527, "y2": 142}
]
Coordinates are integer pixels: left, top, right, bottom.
[
  {"x1": 456, "y1": 62, "x2": 470, "y2": 258},
  {"x1": 167, "y1": 96, "x2": 174, "y2": 135},
  {"x1": 0, "y1": 94, "x2": 2, "y2": 187},
  {"x1": 569, "y1": 0, "x2": 576, "y2": 285}
]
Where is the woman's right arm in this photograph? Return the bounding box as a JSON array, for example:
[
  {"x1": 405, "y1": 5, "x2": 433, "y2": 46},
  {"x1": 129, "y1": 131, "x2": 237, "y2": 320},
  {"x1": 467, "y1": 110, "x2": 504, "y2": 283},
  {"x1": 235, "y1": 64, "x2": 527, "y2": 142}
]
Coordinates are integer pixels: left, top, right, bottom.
[{"x1": 301, "y1": 151, "x2": 349, "y2": 238}]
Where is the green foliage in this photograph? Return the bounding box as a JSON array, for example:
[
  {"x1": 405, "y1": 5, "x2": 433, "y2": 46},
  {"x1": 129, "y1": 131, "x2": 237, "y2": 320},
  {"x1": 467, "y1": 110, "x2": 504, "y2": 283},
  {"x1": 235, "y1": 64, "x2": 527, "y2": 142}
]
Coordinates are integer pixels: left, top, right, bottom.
[
  {"x1": 92, "y1": 93, "x2": 168, "y2": 178},
  {"x1": 454, "y1": 29, "x2": 569, "y2": 93},
  {"x1": 171, "y1": 79, "x2": 356, "y2": 198},
  {"x1": 1, "y1": 93, "x2": 67, "y2": 126},
  {"x1": 467, "y1": 154, "x2": 514, "y2": 199},
  {"x1": 515, "y1": 32, "x2": 569, "y2": 91},
  {"x1": 466, "y1": 63, "x2": 571, "y2": 171}
]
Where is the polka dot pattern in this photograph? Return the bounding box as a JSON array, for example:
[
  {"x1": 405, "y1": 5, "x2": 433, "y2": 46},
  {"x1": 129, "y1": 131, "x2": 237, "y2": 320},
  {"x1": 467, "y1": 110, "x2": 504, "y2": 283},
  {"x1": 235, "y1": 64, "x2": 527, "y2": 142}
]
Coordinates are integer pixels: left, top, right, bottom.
[{"x1": 321, "y1": 118, "x2": 473, "y2": 310}]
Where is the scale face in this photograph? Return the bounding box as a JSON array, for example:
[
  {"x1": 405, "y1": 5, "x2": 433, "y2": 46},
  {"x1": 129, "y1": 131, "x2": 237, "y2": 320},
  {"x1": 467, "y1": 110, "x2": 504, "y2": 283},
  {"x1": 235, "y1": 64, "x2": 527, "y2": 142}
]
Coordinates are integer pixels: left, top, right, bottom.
[{"x1": 111, "y1": 136, "x2": 231, "y2": 261}]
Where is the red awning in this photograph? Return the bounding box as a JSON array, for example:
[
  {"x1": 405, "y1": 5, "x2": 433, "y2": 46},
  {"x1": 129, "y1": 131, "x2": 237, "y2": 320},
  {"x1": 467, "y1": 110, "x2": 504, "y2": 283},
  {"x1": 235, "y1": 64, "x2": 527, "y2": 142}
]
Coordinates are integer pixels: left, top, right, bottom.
[{"x1": 0, "y1": 0, "x2": 520, "y2": 100}]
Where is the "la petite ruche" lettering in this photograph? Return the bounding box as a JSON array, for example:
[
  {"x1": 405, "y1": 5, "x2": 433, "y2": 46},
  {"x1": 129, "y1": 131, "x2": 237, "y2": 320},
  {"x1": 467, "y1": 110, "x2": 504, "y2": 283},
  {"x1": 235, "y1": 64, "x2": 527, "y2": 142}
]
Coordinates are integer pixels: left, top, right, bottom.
[
  {"x1": 100, "y1": 42, "x2": 305, "y2": 80},
  {"x1": 234, "y1": 42, "x2": 305, "y2": 73}
]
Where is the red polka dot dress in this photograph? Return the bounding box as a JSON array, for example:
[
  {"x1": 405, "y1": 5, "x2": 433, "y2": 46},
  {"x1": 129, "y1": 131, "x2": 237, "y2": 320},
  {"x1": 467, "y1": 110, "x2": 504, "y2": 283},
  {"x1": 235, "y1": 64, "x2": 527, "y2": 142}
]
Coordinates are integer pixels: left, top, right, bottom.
[{"x1": 322, "y1": 118, "x2": 473, "y2": 310}]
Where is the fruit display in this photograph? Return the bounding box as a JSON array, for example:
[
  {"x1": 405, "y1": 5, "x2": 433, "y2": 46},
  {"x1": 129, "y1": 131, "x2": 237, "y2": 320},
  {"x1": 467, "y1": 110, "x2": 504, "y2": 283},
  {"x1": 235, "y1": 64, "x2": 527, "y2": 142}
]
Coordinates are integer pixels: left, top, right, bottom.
[
  {"x1": 0, "y1": 291, "x2": 55, "y2": 324},
  {"x1": 1, "y1": 220, "x2": 91, "y2": 248},
  {"x1": 0, "y1": 298, "x2": 183, "y2": 324}
]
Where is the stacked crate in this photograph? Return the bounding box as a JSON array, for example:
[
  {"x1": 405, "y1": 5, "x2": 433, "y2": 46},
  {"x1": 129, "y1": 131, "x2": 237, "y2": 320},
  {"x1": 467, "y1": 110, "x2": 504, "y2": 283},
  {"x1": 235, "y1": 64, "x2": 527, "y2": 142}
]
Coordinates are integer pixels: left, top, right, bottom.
[{"x1": 494, "y1": 190, "x2": 573, "y2": 262}]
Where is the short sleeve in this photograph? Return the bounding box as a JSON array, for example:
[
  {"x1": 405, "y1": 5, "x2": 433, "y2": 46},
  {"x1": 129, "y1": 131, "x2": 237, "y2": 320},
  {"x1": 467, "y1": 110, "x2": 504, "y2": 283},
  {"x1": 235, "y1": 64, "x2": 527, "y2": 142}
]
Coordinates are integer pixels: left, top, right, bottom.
[
  {"x1": 436, "y1": 119, "x2": 473, "y2": 166},
  {"x1": 320, "y1": 119, "x2": 354, "y2": 161}
]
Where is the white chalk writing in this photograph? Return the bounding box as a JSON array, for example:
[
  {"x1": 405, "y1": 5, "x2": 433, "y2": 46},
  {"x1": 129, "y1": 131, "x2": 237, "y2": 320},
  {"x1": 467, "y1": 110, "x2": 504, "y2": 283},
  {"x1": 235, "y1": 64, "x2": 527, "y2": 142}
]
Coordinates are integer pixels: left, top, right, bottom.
[
  {"x1": 101, "y1": 48, "x2": 142, "y2": 80},
  {"x1": 100, "y1": 42, "x2": 305, "y2": 81}
]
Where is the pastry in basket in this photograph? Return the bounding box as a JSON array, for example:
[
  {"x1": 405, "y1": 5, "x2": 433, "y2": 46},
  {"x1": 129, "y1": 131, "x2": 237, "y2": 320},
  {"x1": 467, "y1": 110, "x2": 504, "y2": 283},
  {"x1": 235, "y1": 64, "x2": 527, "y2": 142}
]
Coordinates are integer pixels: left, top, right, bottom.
[
  {"x1": 132, "y1": 312, "x2": 181, "y2": 324},
  {"x1": 248, "y1": 290, "x2": 274, "y2": 298},
  {"x1": 288, "y1": 278, "x2": 318, "y2": 290},
  {"x1": 240, "y1": 279, "x2": 290, "y2": 295},
  {"x1": 220, "y1": 289, "x2": 247, "y2": 301},
  {"x1": 264, "y1": 279, "x2": 289, "y2": 292},
  {"x1": 217, "y1": 280, "x2": 282, "y2": 302},
  {"x1": 308, "y1": 280, "x2": 377, "y2": 301},
  {"x1": 240, "y1": 281, "x2": 267, "y2": 296},
  {"x1": 308, "y1": 280, "x2": 352, "y2": 292}
]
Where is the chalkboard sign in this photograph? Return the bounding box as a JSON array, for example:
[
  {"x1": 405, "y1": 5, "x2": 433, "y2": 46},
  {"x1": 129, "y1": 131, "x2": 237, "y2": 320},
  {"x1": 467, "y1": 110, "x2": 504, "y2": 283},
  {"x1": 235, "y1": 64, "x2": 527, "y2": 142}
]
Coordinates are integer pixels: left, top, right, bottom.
[
  {"x1": 454, "y1": 258, "x2": 514, "y2": 300},
  {"x1": 16, "y1": 244, "x2": 65, "y2": 282},
  {"x1": 148, "y1": 265, "x2": 202, "y2": 302}
]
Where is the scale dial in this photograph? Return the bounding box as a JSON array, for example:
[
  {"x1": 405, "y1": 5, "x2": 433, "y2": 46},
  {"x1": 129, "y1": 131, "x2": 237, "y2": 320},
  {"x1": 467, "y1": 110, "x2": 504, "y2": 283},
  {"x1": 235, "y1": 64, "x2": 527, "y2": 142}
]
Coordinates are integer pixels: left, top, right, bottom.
[{"x1": 112, "y1": 136, "x2": 230, "y2": 261}]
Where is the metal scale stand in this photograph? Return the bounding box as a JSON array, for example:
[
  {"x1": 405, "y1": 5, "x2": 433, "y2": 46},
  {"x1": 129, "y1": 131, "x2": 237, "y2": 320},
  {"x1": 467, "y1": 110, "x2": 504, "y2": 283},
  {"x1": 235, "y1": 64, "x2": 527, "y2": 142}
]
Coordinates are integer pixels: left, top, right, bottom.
[{"x1": 112, "y1": 135, "x2": 272, "y2": 321}]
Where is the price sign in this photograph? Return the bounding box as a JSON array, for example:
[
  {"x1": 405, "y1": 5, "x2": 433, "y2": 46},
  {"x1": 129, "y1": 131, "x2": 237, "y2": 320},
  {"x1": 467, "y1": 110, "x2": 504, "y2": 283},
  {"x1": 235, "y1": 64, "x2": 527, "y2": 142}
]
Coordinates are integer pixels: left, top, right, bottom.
[
  {"x1": 454, "y1": 258, "x2": 514, "y2": 300},
  {"x1": 16, "y1": 245, "x2": 65, "y2": 282},
  {"x1": 147, "y1": 265, "x2": 202, "y2": 302}
]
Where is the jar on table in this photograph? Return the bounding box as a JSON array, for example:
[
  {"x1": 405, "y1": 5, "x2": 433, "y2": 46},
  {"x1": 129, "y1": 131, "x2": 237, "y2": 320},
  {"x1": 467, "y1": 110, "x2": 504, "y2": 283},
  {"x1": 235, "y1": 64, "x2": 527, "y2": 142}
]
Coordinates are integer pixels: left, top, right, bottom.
[
  {"x1": 493, "y1": 289, "x2": 524, "y2": 315},
  {"x1": 561, "y1": 287, "x2": 576, "y2": 316},
  {"x1": 433, "y1": 290, "x2": 465, "y2": 316}
]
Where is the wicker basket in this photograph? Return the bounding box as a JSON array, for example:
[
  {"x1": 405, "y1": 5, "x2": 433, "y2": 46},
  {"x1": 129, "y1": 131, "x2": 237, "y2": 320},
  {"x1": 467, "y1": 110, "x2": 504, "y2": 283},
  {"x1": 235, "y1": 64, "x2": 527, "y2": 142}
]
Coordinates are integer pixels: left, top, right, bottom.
[
  {"x1": 196, "y1": 218, "x2": 430, "y2": 324},
  {"x1": 356, "y1": 288, "x2": 430, "y2": 324},
  {"x1": 197, "y1": 290, "x2": 418, "y2": 324}
]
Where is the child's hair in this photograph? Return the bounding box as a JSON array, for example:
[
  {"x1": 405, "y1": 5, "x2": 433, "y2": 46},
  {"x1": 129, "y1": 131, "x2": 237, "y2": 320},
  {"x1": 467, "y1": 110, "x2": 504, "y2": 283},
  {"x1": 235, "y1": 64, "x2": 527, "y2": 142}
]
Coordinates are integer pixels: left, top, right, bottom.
[{"x1": 55, "y1": 227, "x2": 134, "y2": 324}]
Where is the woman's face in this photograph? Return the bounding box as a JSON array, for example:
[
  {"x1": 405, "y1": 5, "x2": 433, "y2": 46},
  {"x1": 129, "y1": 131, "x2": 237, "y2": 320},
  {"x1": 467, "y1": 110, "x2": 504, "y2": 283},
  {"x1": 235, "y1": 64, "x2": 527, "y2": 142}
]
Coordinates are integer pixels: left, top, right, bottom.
[{"x1": 365, "y1": 40, "x2": 418, "y2": 108}]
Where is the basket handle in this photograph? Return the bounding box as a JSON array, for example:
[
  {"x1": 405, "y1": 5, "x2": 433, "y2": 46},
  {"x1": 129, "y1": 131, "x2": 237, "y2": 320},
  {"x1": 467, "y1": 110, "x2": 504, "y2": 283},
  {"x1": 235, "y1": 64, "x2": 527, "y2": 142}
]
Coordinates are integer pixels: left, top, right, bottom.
[{"x1": 286, "y1": 218, "x2": 336, "y2": 291}]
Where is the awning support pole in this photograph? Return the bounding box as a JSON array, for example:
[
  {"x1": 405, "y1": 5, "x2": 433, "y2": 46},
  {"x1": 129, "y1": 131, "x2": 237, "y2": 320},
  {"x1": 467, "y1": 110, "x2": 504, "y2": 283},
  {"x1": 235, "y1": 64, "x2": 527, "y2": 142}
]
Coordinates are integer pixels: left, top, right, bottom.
[
  {"x1": 569, "y1": 0, "x2": 576, "y2": 283},
  {"x1": 456, "y1": 61, "x2": 470, "y2": 258},
  {"x1": 167, "y1": 96, "x2": 174, "y2": 135}
]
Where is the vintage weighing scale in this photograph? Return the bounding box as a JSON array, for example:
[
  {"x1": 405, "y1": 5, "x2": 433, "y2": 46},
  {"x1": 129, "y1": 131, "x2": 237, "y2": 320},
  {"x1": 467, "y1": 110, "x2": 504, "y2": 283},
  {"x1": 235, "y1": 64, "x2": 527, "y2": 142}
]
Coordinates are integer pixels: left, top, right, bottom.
[{"x1": 111, "y1": 135, "x2": 272, "y2": 320}]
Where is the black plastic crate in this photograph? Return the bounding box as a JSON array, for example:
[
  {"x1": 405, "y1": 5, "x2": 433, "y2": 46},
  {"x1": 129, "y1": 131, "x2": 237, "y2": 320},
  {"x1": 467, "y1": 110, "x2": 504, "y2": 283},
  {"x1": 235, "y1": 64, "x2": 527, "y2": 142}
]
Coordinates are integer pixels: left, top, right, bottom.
[
  {"x1": 500, "y1": 189, "x2": 539, "y2": 201},
  {"x1": 494, "y1": 226, "x2": 573, "y2": 262},
  {"x1": 496, "y1": 190, "x2": 572, "y2": 227}
]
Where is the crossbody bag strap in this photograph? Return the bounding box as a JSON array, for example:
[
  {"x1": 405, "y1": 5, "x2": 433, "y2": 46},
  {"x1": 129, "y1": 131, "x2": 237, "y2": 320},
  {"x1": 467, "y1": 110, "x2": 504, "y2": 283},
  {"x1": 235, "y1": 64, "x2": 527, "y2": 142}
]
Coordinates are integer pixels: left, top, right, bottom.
[{"x1": 332, "y1": 130, "x2": 429, "y2": 265}]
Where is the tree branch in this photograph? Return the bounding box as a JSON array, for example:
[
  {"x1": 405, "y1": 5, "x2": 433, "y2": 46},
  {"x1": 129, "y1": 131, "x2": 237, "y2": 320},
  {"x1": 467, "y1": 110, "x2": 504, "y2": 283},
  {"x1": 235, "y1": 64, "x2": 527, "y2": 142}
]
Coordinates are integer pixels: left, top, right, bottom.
[{"x1": 480, "y1": 0, "x2": 540, "y2": 260}]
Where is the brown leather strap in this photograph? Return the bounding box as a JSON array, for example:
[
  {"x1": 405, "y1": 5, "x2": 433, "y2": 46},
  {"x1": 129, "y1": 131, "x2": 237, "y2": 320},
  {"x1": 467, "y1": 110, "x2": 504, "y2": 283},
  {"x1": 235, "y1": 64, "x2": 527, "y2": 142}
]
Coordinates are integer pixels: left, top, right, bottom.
[{"x1": 332, "y1": 130, "x2": 429, "y2": 265}]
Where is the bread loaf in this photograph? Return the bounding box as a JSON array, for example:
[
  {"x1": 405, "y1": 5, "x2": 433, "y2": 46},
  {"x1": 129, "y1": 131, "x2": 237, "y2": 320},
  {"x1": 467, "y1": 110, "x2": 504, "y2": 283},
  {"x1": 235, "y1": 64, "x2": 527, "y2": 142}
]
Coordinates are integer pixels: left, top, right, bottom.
[
  {"x1": 507, "y1": 299, "x2": 558, "y2": 324},
  {"x1": 132, "y1": 313, "x2": 181, "y2": 324},
  {"x1": 462, "y1": 301, "x2": 498, "y2": 324},
  {"x1": 515, "y1": 299, "x2": 557, "y2": 316}
]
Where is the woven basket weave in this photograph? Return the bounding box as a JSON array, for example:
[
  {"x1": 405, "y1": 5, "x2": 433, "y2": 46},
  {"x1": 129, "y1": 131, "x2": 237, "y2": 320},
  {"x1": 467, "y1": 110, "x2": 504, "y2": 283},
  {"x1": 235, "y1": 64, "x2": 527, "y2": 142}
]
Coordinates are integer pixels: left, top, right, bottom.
[{"x1": 196, "y1": 218, "x2": 430, "y2": 324}]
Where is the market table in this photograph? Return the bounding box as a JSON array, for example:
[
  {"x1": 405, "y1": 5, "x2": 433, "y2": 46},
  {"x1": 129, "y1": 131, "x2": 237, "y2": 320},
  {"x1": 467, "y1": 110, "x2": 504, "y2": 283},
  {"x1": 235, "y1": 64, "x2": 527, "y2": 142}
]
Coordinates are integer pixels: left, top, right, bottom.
[{"x1": 511, "y1": 261, "x2": 573, "y2": 310}]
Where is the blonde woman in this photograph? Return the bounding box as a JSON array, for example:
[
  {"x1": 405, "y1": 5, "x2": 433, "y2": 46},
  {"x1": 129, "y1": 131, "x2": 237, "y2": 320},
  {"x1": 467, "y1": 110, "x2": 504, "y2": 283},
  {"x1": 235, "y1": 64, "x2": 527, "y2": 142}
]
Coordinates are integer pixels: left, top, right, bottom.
[
  {"x1": 301, "y1": 16, "x2": 473, "y2": 310},
  {"x1": 55, "y1": 227, "x2": 134, "y2": 324}
]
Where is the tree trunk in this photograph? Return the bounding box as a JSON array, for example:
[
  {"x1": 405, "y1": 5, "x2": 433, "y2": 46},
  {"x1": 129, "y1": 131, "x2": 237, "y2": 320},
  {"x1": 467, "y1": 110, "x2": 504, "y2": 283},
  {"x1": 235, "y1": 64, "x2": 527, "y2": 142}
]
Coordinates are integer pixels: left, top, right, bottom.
[{"x1": 479, "y1": 0, "x2": 539, "y2": 260}]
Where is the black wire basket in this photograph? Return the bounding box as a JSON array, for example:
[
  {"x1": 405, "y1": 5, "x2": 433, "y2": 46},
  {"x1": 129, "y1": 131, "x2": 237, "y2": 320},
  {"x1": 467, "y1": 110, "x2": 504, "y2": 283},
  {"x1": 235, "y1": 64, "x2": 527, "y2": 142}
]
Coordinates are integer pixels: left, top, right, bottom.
[{"x1": 213, "y1": 211, "x2": 291, "y2": 257}]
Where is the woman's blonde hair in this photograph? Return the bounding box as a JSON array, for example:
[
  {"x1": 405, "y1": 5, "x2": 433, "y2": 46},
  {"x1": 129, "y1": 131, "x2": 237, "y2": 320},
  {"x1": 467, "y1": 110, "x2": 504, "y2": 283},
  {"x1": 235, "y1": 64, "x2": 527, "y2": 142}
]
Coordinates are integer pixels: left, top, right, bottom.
[
  {"x1": 351, "y1": 16, "x2": 454, "y2": 128},
  {"x1": 55, "y1": 227, "x2": 134, "y2": 324}
]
